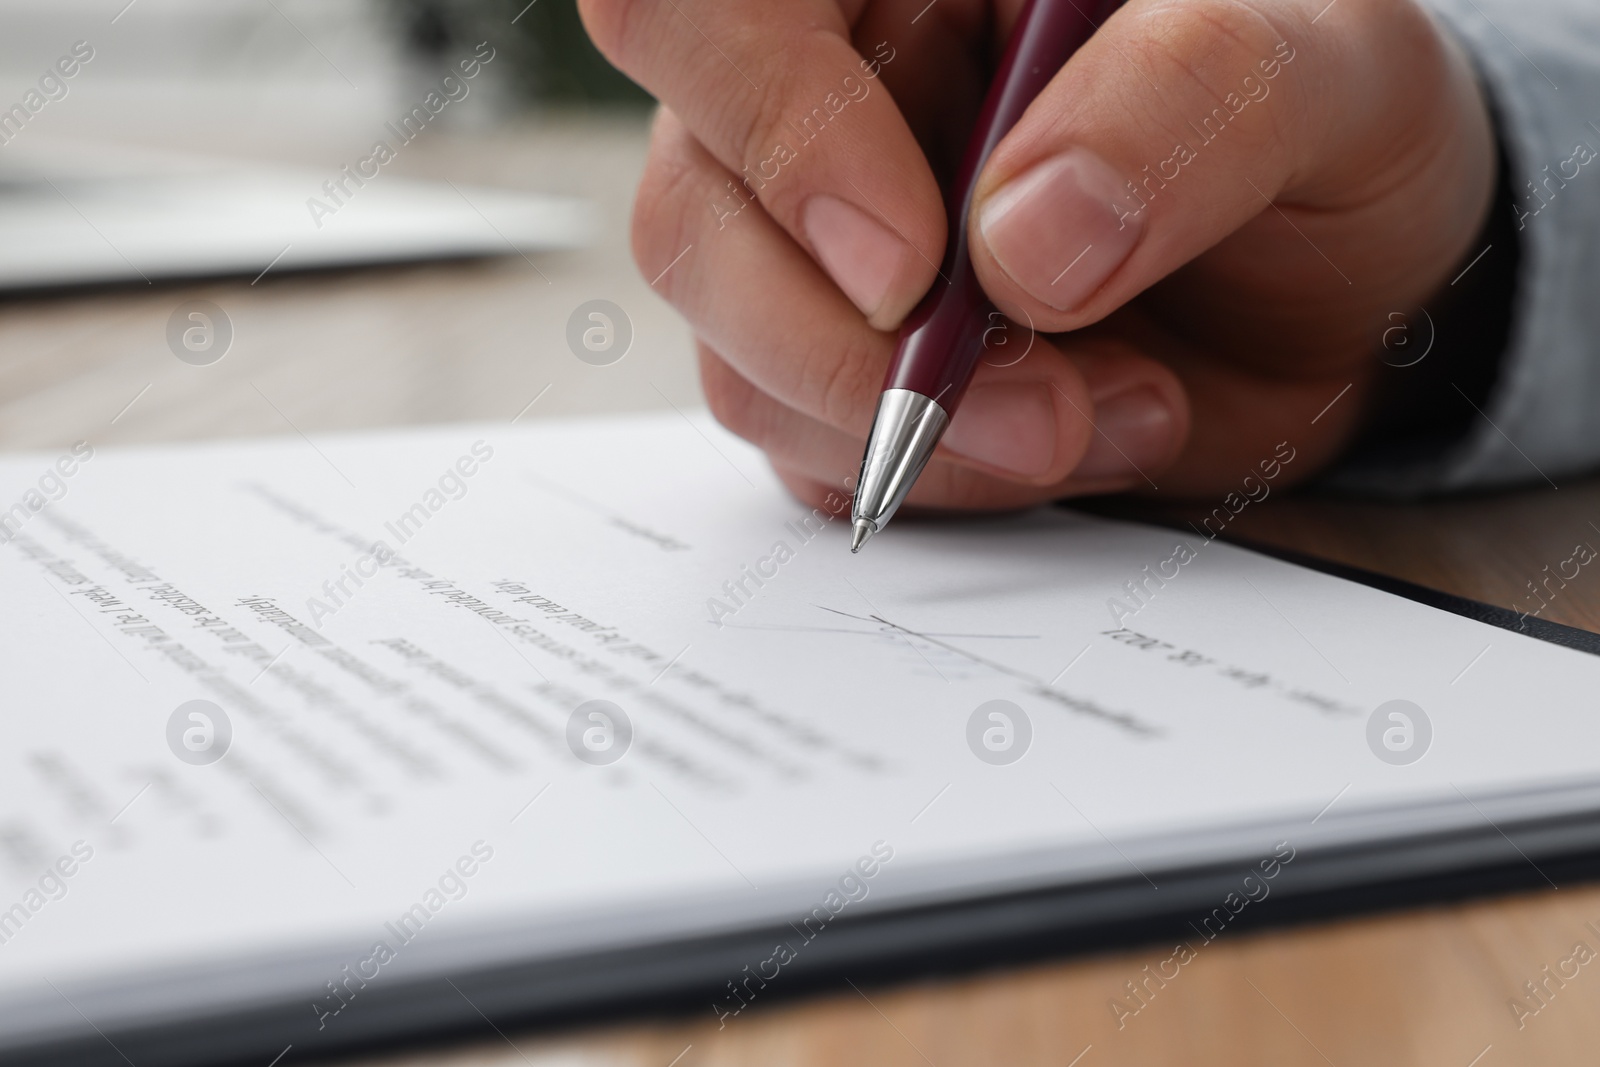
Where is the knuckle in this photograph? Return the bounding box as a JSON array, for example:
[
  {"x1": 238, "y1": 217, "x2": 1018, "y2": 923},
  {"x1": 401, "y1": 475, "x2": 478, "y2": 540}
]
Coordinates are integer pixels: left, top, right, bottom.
[
  {"x1": 806, "y1": 340, "x2": 875, "y2": 433},
  {"x1": 727, "y1": 63, "x2": 800, "y2": 172},
  {"x1": 1124, "y1": 0, "x2": 1307, "y2": 161},
  {"x1": 715, "y1": 28, "x2": 834, "y2": 214},
  {"x1": 1138, "y1": 0, "x2": 1293, "y2": 56},
  {"x1": 630, "y1": 124, "x2": 708, "y2": 300},
  {"x1": 699, "y1": 348, "x2": 768, "y2": 445}
]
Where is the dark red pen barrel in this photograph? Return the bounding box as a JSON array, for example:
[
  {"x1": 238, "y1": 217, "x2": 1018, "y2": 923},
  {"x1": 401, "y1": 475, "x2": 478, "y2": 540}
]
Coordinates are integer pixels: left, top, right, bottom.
[
  {"x1": 880, "y1": 0, "x2": 1126, "y2": 407},
  {"x1": 883, "y1": 253, "x2": 989, "y2": 405}
]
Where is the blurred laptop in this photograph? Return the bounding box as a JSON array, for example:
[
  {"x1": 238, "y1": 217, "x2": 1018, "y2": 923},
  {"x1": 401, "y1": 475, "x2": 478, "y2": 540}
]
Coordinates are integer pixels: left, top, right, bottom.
[{"x1": 0, "y1": 141, "x2": 594, "y2": 289}]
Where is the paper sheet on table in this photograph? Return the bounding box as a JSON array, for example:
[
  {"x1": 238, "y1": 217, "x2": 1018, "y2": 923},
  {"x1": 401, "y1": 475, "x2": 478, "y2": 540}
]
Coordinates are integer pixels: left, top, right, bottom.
[{"x1": 1, "y1": 411, "x2": 1595, "y2": 1041}]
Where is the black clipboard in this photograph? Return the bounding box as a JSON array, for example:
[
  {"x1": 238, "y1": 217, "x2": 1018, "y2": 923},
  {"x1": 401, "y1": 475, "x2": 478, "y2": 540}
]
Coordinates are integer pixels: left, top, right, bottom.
[{"x1": 17, "y1": 541, "x2": 1600, "y2": 1067}]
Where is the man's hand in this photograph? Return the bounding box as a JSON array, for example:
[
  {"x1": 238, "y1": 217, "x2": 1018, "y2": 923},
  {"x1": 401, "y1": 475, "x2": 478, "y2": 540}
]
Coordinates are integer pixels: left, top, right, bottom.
[{"x1": 579, "y1": 0, "x2": 1496, "y2": 510}]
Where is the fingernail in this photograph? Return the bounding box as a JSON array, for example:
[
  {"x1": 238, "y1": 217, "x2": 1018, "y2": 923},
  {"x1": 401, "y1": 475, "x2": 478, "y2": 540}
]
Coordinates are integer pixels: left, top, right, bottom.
[
  {"x1": 941, "y1": 383, "x2": 1057, "y2": 477},
  {"x1": 803, "y1": 195, "x2": 911, "y2": 326},
  {"x1": 1073, "y1": 386, "x2": 1175, "y2": 483},
  {"x1": 978, "y1": 148, "x2": 1141, "y2": 312}
]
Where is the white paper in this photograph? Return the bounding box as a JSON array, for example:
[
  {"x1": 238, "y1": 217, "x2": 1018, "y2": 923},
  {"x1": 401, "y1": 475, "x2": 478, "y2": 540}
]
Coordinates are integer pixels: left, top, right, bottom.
[{"x1": 1, "y1": 412, "x2": 1596, "y2": 1042}]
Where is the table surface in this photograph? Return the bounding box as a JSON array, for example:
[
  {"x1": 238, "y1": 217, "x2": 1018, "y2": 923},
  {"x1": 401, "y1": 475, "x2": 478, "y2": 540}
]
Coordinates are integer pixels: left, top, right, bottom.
[{"x1": 8, "y1": 114, "x2": 1600, "y2": 1067}]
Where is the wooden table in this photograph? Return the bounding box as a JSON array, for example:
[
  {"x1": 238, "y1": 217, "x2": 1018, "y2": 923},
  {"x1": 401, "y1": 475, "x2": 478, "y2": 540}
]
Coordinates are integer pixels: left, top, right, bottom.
[{"x1": 7, "y1": 116, "x2": 1600, "y2": 1067}]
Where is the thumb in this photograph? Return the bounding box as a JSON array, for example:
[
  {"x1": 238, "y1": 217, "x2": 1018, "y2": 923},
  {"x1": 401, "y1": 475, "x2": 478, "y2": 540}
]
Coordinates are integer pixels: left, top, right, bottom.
[{"x1": 965, "y1": 0, "x2": 1454, "y2": 333}]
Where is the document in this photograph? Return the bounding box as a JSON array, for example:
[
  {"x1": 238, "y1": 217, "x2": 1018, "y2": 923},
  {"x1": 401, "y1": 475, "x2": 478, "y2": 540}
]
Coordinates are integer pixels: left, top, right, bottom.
[{"x1": 3, "y1": 413, "x2": 1597, "y2": 1062}]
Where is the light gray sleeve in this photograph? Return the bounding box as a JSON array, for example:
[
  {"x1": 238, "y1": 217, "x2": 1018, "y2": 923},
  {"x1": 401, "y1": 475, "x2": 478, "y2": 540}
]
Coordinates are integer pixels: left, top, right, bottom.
[{"x1": 1339, "y1": 0, "x2": 1600, "y2": 494}]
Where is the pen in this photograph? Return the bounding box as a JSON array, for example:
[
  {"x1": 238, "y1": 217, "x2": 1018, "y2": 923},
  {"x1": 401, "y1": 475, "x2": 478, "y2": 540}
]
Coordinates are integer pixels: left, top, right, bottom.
[{"x1": 850, "y1": 0, "x2": 1126, "y2": 553}]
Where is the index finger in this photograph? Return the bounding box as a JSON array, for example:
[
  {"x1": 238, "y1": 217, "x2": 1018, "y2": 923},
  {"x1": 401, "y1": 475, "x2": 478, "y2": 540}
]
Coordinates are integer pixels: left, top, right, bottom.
[{"x1": 578, "y1": 0, "x2": 945, "y2": 328}]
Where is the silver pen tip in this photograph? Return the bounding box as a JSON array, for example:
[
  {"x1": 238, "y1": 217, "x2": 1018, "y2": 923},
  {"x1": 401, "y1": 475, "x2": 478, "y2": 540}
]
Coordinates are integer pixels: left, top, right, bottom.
[{"x1": 850, "y1": 519, "x2": 875, "y2": 554}]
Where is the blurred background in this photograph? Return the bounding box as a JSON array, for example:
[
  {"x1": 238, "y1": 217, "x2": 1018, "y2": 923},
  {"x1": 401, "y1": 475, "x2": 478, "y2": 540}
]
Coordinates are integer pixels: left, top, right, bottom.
[
  {"x1": 0, "y1": 0, "x2": 648, "y2": 149},
  {"x1": 0, "y1": 0, "x2": 701, "y2": 451}
]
